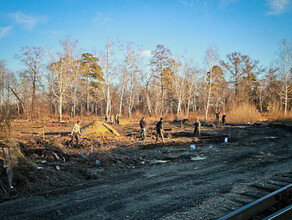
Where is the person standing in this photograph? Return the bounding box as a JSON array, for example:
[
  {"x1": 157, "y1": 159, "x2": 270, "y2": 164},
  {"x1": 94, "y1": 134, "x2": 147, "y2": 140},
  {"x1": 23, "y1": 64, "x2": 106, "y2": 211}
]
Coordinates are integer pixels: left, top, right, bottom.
[
  {"x1": 116, "y1": 115, "x2": 120, "y2": 124},
  {"x1": 70, "y1": 120, "x2": 82, "y2": 145},
  {"x1": 193, "y1": 119, "x2": 201, "y2": 136},
  {"x1": 156, "y1": 117, "x2": 165, "y2": 143},
  {"x1": 215, "y1": 112, "x2": 221, "y2": 127},
  {"x1": 222, "y1": 113, "x2": 226, "y2": 126},
  {"x1": 139, "y1": 117, "x2": 147, "y2": 140}
]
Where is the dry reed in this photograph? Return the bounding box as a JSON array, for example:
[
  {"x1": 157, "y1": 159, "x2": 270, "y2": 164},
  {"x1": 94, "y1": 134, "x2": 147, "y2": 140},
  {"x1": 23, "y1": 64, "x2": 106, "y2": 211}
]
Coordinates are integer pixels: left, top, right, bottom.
[{"x1": 228, "y1": 103, "x2": 262, "y2": 124}]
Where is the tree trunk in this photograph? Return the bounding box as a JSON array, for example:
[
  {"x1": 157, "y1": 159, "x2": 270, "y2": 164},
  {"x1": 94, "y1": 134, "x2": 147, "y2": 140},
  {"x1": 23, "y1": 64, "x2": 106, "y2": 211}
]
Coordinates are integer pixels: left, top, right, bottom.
[
  {"x1": 146, "y1": 89, "x2": 152, "y2": 116},
  {"x1": 176, "y1": 97, "x2": 181, "y2": 119},
  {"x1": 7, "y1": 85, "x2": 26, "y2": 116},
  {"x1": 284, "y1": 78, "x2": 288, "y2": 118},
  {"x1": 106, "y1": 83, "x2": 111, "y2": 118},
  {"x1": 215, "y1": 96, "x2": 219, "y2": 112},
  {"x1": 31, "y1": 73, "x2": 36, "y2": 119},
  {"x1": 259, "y1": 82, "x2": 263, "y2": 113},
  {"x1": 0, "y1": 91, "x2": 2, "y2": 119},
  {"x1": 86, "y1": 74, "x2": 89, "y2": 115},
  {"x1": 105, "y1": 44, "x2": 111, "y2": 118},
  {"x1": 176, "y1": 83, "x2": 183, "y2": 119},
  {"x1": 205, "y1": 81, "x2": 212, "y2": 121},
  {"x1": 185, "y1": 97, "x2": 191, "y2": 118},
  {"x1": 80, "y1": 100, "x2": 83, "y2": 117},
  {"x1": 127, "y1": 72, "x2": 134, "y2": 119},
  {"x1": 119, "y1": 79, "x2": 125, "y2": 116},
  {"x1": 59, "y1": 93, "x2": 63, "y2": 122},
  {"x1": 72, "y1": 99, "x2": 76, "y2": 118}
]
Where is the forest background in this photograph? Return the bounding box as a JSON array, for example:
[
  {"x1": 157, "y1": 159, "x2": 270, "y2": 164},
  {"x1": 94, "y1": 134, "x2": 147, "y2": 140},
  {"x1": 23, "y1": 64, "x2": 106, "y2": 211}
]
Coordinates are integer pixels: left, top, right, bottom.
[{"x1": 0, "y1": 37, "x2": 291, "y2": 124}]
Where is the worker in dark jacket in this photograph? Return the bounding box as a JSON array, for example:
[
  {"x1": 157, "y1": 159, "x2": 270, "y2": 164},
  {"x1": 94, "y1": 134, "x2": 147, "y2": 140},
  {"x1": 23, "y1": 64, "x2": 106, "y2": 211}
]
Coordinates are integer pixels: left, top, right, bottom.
[
  {"x1": 139, "y1": 117, "x2": 147, "y2": 140},
  {"x1": 156, "y1": 117, "x2": 164, "y2": 143},
  {"x1": 215, "y1": 112, "x2": 221, "y2": 127},
  {"x1": 193, "y1": 119, "x2": 201, "y2": 136},
  {"x1": 222, "y1": 113, "x2": 226, "y2": 126}
]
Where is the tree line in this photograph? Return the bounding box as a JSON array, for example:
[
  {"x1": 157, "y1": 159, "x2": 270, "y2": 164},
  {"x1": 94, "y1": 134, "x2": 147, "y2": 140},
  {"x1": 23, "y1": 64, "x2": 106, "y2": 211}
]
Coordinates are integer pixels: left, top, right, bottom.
[{"x1": 0, "y1": 37, "x2": 291, "y2": 122}]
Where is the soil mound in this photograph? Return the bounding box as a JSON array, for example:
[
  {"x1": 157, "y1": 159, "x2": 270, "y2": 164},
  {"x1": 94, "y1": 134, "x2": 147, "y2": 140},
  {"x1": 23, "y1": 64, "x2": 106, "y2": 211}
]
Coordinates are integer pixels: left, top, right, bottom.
[{"x1": 81, "y1": 121, "x2": 120, "y2": 137}]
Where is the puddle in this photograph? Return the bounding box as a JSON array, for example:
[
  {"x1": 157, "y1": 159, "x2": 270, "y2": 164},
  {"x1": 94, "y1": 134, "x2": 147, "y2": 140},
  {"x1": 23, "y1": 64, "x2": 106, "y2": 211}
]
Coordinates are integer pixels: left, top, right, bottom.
[
  {"x1": 265, "y1": 136, "x2": 277, "y2": 139},
  {"x1": 150, "y1": 160, "x2": 169, "y2": 164}
]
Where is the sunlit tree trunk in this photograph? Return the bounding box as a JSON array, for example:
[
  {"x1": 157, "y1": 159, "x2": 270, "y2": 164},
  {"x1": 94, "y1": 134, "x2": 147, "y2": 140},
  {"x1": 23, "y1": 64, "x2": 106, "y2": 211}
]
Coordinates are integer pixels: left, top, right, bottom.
[
  {"x1": 205, "y1": 79, "x2": 212, "y2": 121},
  {"x1": 100, "y1": 41, "x2": 116, "y2": 118},
  {"x1": 279, "y1": 40, "x2": 292, "y2": 118},
  {"x1": 86, "y1": 74, "x2": 89, "y2": 114},
  {"x1": 119, "y1": 78, "x2": 126, "y2": 116}
]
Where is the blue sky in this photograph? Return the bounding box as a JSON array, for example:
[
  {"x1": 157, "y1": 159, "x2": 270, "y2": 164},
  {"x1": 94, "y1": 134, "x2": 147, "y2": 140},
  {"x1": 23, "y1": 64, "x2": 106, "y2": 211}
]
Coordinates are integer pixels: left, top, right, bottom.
[{"x1": 0, "y1": 0, "x2": 292, "y2": 71}]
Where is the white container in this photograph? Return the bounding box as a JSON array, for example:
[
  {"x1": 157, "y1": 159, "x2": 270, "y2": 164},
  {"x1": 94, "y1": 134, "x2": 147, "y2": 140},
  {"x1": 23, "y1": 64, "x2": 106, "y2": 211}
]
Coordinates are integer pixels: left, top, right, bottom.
[{"x1": 224, "y1": 137, "x2": 228, "y2": 143}]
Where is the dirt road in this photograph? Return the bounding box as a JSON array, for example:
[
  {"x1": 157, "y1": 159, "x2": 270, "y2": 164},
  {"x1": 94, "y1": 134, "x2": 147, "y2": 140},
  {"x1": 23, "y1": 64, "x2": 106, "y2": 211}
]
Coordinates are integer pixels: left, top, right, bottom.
[{"x1": 1, "y1": 124, "x2": 292, "y2": 219}]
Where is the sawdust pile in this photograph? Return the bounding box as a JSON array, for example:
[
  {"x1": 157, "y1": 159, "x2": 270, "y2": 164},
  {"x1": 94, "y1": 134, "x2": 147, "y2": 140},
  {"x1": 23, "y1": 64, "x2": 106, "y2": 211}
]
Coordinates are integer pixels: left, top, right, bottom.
[{"x1": 81, "y1": 121, "x2": 120, "y2": 137}]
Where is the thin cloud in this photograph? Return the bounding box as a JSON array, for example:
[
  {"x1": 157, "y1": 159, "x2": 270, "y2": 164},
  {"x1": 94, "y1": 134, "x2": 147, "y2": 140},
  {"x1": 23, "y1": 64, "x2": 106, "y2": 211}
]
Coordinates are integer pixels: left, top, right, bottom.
[
  {"x1": 9, "y1": 11, "x2": 45, "y2": 30},
  {"x1": 267, "y1": 0, "x2": 291, "y2": 15},
  {"x1": 92, "y1": 12, "x2": 112, "y2": 25},
  {"x1": 0, "y1": 26, "x2": 12, "y2": 39}
]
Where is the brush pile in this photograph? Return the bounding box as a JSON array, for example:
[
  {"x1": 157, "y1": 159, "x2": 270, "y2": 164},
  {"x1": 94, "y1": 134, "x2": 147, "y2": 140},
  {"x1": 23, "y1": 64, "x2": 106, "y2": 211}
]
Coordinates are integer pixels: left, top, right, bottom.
[{"x1": 81, "y1": 121, "x2": 120, "y2": 137}]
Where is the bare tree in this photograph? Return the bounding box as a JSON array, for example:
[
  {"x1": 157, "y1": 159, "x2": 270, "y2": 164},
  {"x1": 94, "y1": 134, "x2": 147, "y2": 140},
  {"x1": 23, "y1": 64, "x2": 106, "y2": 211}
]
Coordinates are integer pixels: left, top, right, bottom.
[
  {"x1": 166, "y1": 58, "x2": 184, "y2": 118},
  {"x1": 204, "y1": 46, "x2": 220, "y2": 121},
  {"x1": 48, "y1": 36, "x2": 80, "y2": 121},
  {"x1": 100, "y1": 41, "x2": 118, "y2": 118},
  {"x1": 118, "y1": 43, "x2": 138, "y2": 116},
  {"x1": 263, "y1": 67, "x2": 281, "y2": 112},
  {"x1": 221, "y1": 52, "x2": 243, "y2": 103},
  {"x1": 184, "y1": 62, "x2": 197, "y2": 118},
  {"x1": 142, "y1": 69, "x2": 153, "y2": 116},
  {"x1": 151, "y1": 45, "x2": 172, "y2": 115},
  {"x1": 0, "y1": 62, "x2": 27, "y2": 118},
  {"x1": 15, "y1": 46, "x2": 44, "y2": 118},
  {"x1": 126, "y1": 66, "x2": 136, "y2": 119},
  {"x1": 0, "y1": 61, "x2": 6, "y2": 118},
  {"x1": 278, "y1": 40, "x2": 292, "y2": 117}
]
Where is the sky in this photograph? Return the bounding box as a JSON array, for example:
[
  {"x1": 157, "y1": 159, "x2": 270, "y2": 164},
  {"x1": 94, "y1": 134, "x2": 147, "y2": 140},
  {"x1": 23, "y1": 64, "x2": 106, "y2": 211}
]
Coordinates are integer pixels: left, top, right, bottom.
[{"x1": 0, "y1": 0, "x2": 292, "y2": 72}]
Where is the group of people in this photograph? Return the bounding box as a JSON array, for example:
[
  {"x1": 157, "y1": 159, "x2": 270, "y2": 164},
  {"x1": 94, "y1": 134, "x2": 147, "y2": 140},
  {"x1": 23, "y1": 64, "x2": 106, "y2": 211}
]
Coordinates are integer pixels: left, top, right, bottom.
[
  {"x1": 140, "y1": 112, "x2": 227, "y2": 142},
  {"x1": 69, "y1": 112, "x2": 227, "y2": 146},
  {"x1": 105, "y1": 114, "x2": 120, "y2": 124},
  {"x1": 215, "y1": 112, "x2": 227, "y2": 127},
  {"x1": 139, "y1": 117, "x2": 164, "y2": 143}
]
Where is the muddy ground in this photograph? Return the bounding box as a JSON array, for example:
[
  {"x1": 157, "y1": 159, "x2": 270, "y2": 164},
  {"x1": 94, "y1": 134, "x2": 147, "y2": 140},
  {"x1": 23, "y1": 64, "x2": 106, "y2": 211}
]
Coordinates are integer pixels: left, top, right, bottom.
[{"x1": 0, "y1": 119, "x2": 292, "y2": 219}]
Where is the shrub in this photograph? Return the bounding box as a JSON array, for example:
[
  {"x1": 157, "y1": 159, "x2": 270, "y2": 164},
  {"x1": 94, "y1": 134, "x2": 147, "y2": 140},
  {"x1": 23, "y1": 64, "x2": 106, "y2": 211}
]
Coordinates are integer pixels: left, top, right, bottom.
[{"x1": 228, "y1": 102, "x2": 262, "y2": 124}]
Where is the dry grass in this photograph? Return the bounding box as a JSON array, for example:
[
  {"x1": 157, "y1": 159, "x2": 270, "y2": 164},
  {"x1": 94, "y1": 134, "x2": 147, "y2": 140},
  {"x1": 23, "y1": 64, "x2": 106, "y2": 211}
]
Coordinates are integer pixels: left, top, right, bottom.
[
  {"x1": 264, "y1": 111, "x2": 292, "y2": 123},
  {"x1": 227, "y1": 103, "x2": 262, "y2": 124},
  {"x1": 111, "y1": 108, "x2": 292, "y2": 125},
  {"x1": 187, "y1": 111, "x2": 205, "y2": 121}
]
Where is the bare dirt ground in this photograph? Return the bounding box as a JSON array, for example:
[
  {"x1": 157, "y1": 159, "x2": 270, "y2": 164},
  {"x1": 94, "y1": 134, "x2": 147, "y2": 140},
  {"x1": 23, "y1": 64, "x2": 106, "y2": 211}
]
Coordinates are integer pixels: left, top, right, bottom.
[{"x1": 0, "y1": 119, "x2": 292, "y2": 219}]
